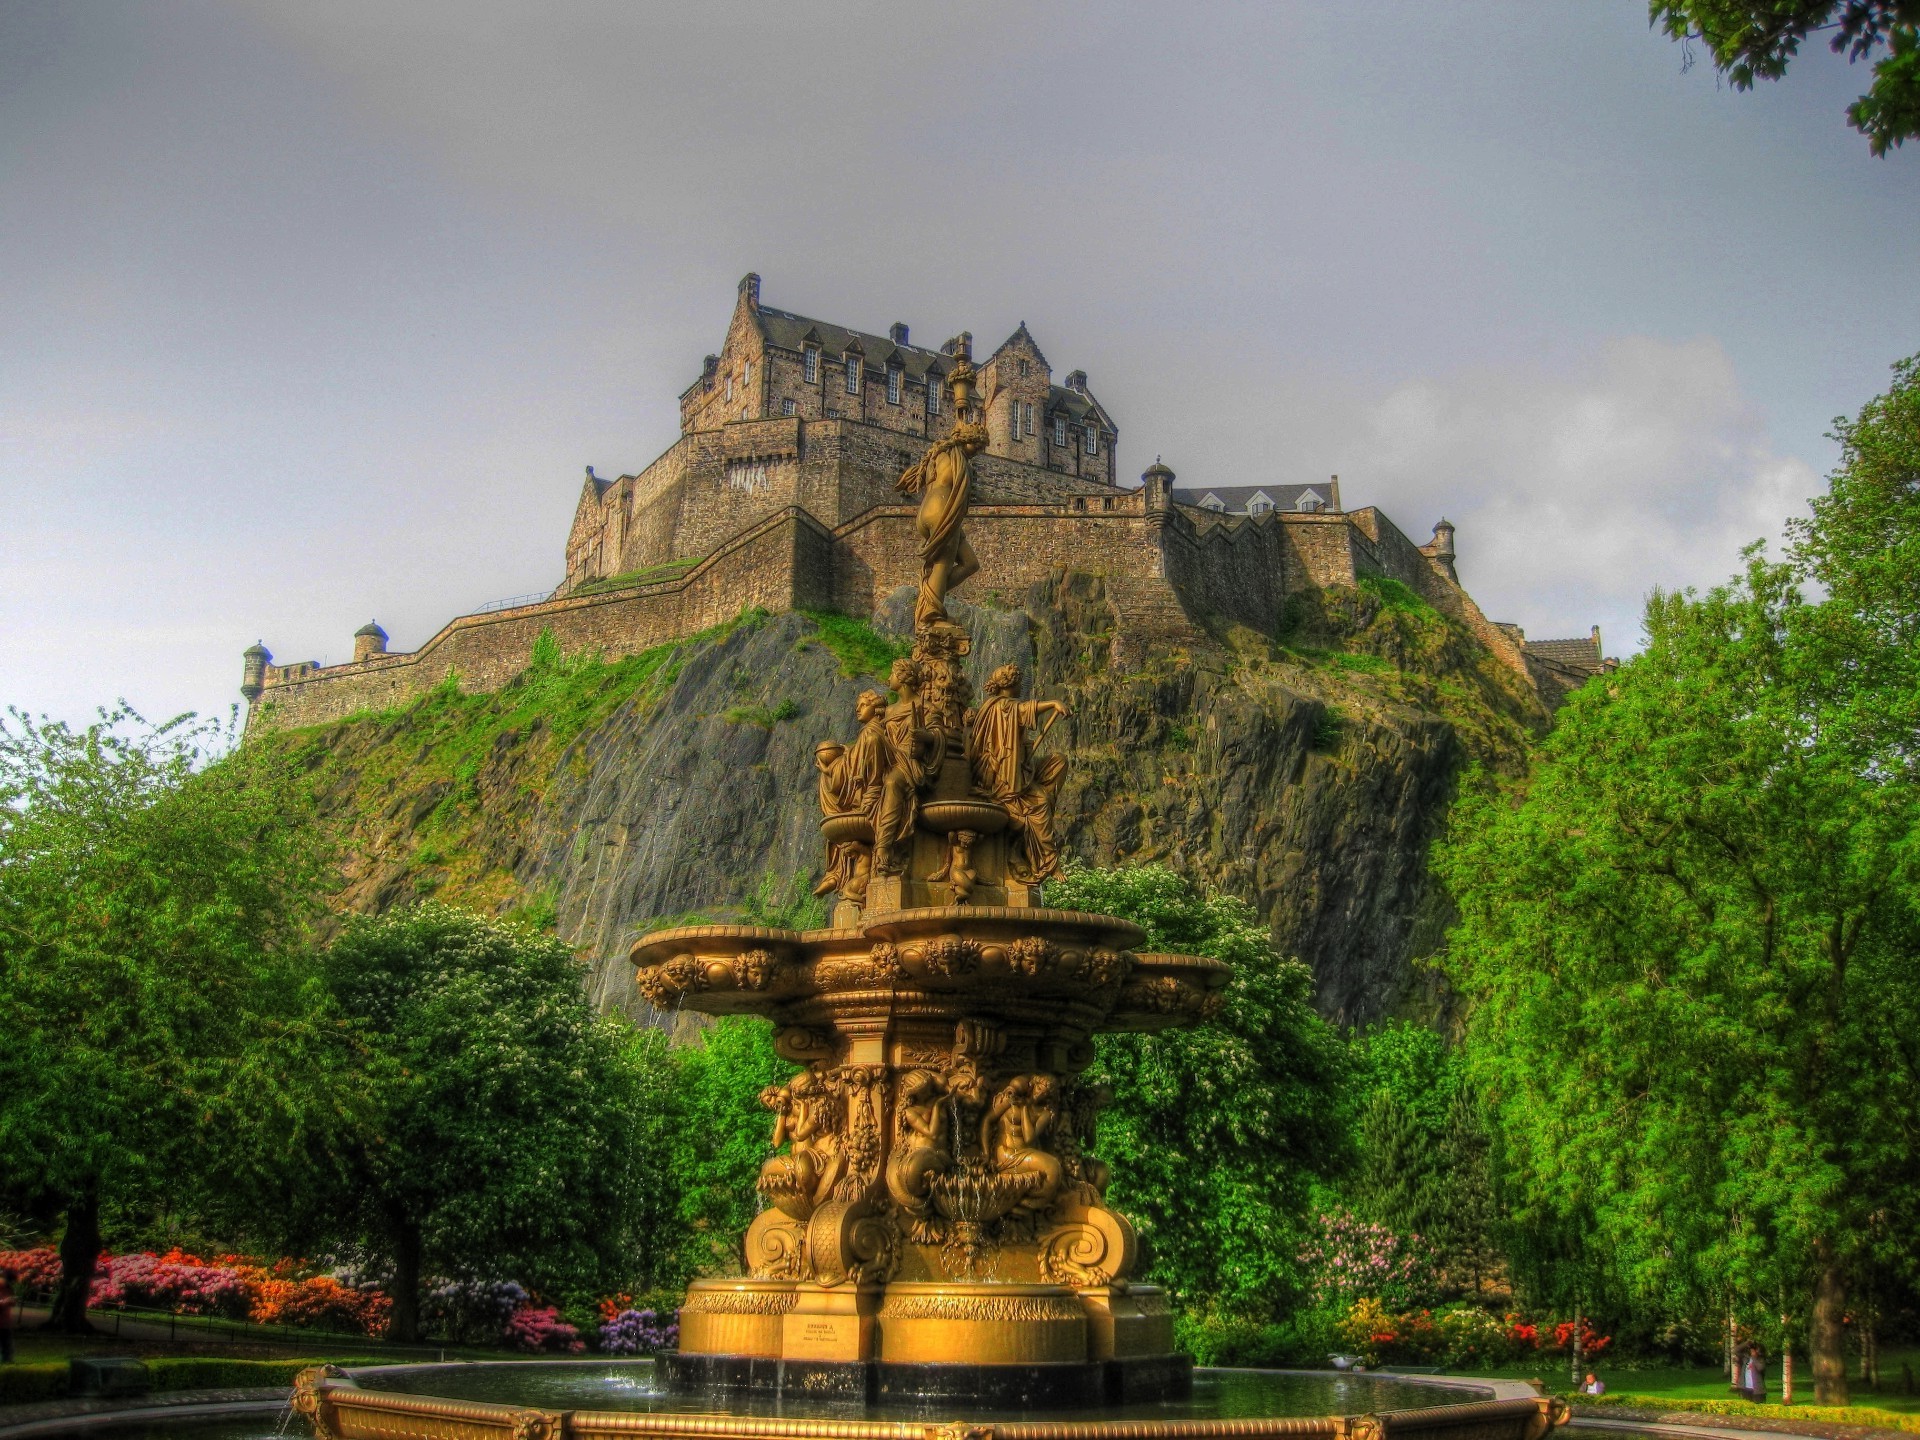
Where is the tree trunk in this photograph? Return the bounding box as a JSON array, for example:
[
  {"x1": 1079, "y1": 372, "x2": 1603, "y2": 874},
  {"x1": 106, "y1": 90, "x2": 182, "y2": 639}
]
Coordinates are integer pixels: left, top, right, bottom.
[
  {"x1": 1811, "y1": 1244, "x2": 1849, "y2": 1406},
  {"x1": 387, "y1": 1215, "x2": 423, "y2": 1344},
  {"x1": 1727, "y1": 1300, "x2": 1737, "y2": 1384},
  {"x1": 1571, "y1": 1303, "x2": 1584, "y2": 1389},
  {"x1": 45, "y1": 1189, "x2": 101, "y2": 1334}
]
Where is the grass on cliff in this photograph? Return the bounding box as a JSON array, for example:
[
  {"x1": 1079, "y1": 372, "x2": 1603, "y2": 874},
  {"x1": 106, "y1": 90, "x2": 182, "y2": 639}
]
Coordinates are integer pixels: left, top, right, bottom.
[
  {"x1": 266, "y1": 609, "x2": 769, "y2": 916},
  {"x1": 570, "y1": 555, "x2": 705, "y2": 596},
  {"x1": 797, "y1": 609, "x2": 910, "y2": 679}
]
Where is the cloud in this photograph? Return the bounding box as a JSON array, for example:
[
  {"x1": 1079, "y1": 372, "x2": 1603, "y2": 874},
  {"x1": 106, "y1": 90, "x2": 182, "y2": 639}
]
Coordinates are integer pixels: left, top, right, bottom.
[{"x1": 1346, "y1": 336, "x2": 1816, "y2": 654}]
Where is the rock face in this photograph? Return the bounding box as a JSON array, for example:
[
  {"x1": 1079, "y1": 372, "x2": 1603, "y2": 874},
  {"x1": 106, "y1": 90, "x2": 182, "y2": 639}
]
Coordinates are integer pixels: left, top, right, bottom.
[{"x1": 288, "y1": 579, "x2": 1544, "y2": 1027}]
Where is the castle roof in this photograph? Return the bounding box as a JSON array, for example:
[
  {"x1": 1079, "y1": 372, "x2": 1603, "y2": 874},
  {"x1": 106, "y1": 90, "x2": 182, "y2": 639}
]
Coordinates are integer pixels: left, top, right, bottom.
[
  {"x1": 752, "y1": 306, "x2": 948, "y2": 378},
  {"x1": 1172, "y1": 483, "x2": 1335, "y2": 515},
  {"x1": 1525, "y1": 634, "x2": 1607, "y2": 672}
]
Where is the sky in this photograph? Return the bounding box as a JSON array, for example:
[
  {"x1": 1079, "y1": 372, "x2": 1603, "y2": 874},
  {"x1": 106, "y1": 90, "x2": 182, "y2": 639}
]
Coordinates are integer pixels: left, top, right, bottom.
[{"x1": 3, "y1": 1, "x2": 1915, "y2": 728}]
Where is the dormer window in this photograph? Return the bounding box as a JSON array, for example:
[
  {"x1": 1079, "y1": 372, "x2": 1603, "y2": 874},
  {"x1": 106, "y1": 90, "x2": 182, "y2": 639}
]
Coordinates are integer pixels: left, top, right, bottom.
[
  {"x1": 844, "y1": 355, "x2": 861, "y2": 395},
  {"x1": 803, "y1": 347, "x2": 818, "y2": 383},
  {"x1": 1053, "y1": 415, "x2": 1067, "y2": 446},
  {"x1": 1084, "y1": 424, "x2": 1098, "y2": 455},
  {"x1": 1248, "y1": 496, "x2": 1273, "y2": 516},
  {"x1": 887, "y1": 365, "x2": 902, "y2": 405},
  {"x1": 1297, "y1": 489, "x2": 1326, "y2": 513},
  {"x1": 1201, "y1": 494, "x2": 1227, "y2": 512}
]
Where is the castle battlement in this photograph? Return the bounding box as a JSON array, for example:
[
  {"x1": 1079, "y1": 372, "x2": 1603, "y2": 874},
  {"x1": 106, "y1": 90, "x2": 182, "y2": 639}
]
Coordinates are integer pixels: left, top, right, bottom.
[{"x1": 244, "y1": 276, "x2": 1601, "y2": 731}]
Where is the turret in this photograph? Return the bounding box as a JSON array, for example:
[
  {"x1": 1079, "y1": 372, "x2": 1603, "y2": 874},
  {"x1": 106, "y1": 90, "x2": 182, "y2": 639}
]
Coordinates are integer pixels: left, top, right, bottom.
[
  {"x1": 1141, "y1": 458, "x2": 1175, "y2": 512},
  {"x1": 353, "y1": 620, "x2": 389, "y2": 662},
  {"x1": 1422, "y1": 518, "x2": 1458, "y2": 583},
  {"x1": 241, "y1": 641, "x2": 271, "y2": 703}
]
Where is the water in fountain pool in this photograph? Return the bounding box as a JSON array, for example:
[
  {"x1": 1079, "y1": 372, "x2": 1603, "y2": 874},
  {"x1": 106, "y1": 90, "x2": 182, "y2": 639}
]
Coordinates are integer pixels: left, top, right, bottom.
[{"x1": 344, "y1": 1361, "x2": 1487, "y2": 1423}]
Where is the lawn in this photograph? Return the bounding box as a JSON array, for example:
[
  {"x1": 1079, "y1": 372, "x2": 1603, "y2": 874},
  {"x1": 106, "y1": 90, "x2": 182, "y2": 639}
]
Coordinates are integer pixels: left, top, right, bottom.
[{"x1": 1448, "y1": 1352, "x2": 1920, "y2": 1428}]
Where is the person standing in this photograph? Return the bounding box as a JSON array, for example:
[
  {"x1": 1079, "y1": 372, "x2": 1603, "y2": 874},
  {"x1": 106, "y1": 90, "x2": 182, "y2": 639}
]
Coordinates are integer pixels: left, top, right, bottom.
[
  {"x1": 0, "y1": 1267, "x2": 18, "y2": 1364},
  {"x1": 1742, "y1": 1344, "x2": 1767, "y2": 1402}
]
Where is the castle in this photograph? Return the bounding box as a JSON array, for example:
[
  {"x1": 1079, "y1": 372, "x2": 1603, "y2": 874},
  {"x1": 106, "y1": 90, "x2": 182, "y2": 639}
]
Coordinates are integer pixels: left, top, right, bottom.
[{"x1": 241, "y1": 275, "x2": 1611, "y2": 728}]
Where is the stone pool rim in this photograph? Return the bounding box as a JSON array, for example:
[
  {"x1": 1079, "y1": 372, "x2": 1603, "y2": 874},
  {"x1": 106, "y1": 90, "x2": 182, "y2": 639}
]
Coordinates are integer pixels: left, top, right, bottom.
[{"x1": 295, "y1": 1361, "x2": 1572, "y2": 1440}]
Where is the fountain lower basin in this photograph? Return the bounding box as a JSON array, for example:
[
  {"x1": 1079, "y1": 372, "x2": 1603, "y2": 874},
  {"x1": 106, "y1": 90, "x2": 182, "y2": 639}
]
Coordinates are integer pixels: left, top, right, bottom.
[{"x1": 295, "y1": 1362, "x2": 1570, "y2": 1440}]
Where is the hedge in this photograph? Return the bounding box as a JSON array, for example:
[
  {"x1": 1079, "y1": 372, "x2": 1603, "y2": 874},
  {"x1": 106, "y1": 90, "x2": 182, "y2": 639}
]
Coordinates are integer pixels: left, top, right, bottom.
[
  {"x1": 1581, "y1": 1392, "x2": 1920, "y2": 1433},
  {"x1": 0, "y1": 1364, "x2": 71, "y2": 1406},
  {"x1": 0, "y1": 1356, "x2": 384, "y2": 1407}
]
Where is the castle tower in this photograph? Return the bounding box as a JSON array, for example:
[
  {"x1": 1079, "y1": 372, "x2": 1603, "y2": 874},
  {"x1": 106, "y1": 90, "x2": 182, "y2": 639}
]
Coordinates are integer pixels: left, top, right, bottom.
[
  {"x1": 240, "y1": 642, "x2": 271, "y2": 703},
  {"x1": 354, "y1": 621, "x2": 389, "y2": 662},
  {"x1": 1141, "y1": 458, "x2": 1175, "y2": 512},
  {"x1": 1421, "y1": 518, "x2": 1458, "y2": 584}
]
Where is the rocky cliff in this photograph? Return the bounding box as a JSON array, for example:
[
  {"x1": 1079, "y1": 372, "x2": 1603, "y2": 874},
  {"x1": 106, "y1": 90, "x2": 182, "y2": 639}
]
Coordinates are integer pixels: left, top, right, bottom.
[{"x1": 271, "y1": 576, "x2": 1545, "y2": 1027}]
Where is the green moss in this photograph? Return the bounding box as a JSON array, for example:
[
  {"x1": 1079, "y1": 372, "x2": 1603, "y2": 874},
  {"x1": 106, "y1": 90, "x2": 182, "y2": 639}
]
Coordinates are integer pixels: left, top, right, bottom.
[
  {"x1": 799, "y1": 610, "x2": 911, "y2": 679},
  {"x1": 570, "y1": 556, "x2": 705, "y2": 596},
  {"x1": 1358, "y1": 573, "x2": 1433, "y2": 614},
  {"x1": 723, "y1": 698, "x2": 799, "y2": 728}
]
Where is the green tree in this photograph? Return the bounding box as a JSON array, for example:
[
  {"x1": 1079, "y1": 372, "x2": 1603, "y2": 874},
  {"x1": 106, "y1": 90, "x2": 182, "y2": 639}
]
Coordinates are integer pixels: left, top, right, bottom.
[
  {"x1": 665, "y1": 1015, "x2": 791, "y2": 1284},
  {"x1": 294, "y1": 903, "x2": 680, "y2": 1341},
  {"x1": 0, "y1": 706, "x2": 328, "y2": 1331},
  {"x1": 1437, "y1": 527, "x2": 1920, "y2": 1403},
  {"x1": 1430, "y1": 1085, "x2": 1503, "y2": 1300},
  {"x1": 1048, "y1": 865, "x2": 1351, "y2": 1317},
  {"x1": 1351, "y1": 1091, "x2": 1438, "y2": 1243},
  {"x1": 1651, "y1": 0, "x2": 1920, "y2": 154}
]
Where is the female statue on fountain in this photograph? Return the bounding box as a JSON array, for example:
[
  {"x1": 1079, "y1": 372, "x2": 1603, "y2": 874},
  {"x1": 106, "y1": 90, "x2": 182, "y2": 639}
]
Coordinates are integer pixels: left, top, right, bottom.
[
  {"x1": 969, "y1": 663, "x2": 1071, "y2": 883},
  {"x1": 896, "y1": 418, "x2": 988, "y2": 629}
]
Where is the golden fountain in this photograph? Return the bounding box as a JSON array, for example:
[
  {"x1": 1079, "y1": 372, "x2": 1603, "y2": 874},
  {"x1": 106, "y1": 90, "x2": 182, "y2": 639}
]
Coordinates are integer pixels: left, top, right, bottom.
[
  {"x1": 629, "y1": 341, "x2": 1227, "y2": 1405},
  {"x1": 292, "y1": 333, "x2": 1570, "y2": 1440}
]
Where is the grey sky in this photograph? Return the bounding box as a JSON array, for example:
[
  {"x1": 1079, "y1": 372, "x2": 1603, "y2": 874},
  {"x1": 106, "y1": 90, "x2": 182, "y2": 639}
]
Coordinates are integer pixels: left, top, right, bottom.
[{"x1": 3, "y1": 1, "x2": 1914, "y2": 727}]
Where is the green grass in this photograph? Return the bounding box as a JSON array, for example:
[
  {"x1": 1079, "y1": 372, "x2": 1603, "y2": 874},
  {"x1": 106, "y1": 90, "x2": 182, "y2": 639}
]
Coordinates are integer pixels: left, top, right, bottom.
[
  {"x1": 263, "y1": 607, "x2": 769, "y2": 913},
  {"x1": 798, "y1": 609, "x2": 911, "y2": 680},
  {"x1": 1449, "y1": 1355, "x2": 1920, "y2": 1428},
  {"x1": 723, "y1": 698, "x2": 799, "y2": 728},
  {"x1": 570, "y1": 556, "x2": 706, "y2": 596},
  {"x1": 1358, "y1": 573, "x2": 1434, "y2": 614}
]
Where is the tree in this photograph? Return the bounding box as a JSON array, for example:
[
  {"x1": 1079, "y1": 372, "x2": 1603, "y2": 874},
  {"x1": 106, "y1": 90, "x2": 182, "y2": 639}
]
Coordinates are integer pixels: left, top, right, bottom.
[
  {"x1": 1351, "y1": 1091, "x2": 1438, "y2": 1243},
  {"x1": 1047, "y1": 865, "x2": 1351, "y2": 1317},
  {"x1": 1650, "y1": 0, "x2": 1920, "y2": 154},
  {"x1": 0, "y1": 706, "x2": 328, "y2": 1331},
  {"x1": 293, "y1": 903, "x2": 680, "y2": 1341},
  {"x1": 1437, "y1": 523, "x2": 1920, "y2": 1403}
]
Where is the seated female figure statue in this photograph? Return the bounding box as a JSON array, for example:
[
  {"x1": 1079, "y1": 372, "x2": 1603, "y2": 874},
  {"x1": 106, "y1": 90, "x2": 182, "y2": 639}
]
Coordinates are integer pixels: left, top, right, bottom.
[
  {"x1": 885, "y1": 1069, "x2": 952, "y2": 1240},
  {"x1": 982, "y1": 1073, "x2": 1065, "y2": 1220},
  {"x1": 756, "y1": 1069, "x2": 843, "y2": 1220}
]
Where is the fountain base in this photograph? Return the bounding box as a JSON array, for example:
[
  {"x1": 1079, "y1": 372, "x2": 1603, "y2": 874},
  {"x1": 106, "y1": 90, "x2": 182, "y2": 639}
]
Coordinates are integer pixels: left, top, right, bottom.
[{"x1": 659, "y1": 1350, "x2": 1193, "y2": 1407}]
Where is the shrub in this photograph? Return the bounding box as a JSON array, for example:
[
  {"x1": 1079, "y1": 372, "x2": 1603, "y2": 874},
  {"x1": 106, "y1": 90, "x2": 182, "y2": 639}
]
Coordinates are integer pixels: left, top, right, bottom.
[
  {"x1": 506, "y1": 1303, "x2": 584, "y2": 1354},
  {"x1": 0, "y1": 1247, "x2": 63, "y2": 1297},
  {"x1": 599, "y1": 1308, "x2": 678, "y2": 1355},
  {"x1": 0, "y1": 1364, "x2": 68, "y2": 1404},
  {"x1": 1297, "y1": 1208, "x2": 1429, "y2": 1307},
  {"x1": 423, "y1": 1278, "x2": 528, "y2": 1346}
]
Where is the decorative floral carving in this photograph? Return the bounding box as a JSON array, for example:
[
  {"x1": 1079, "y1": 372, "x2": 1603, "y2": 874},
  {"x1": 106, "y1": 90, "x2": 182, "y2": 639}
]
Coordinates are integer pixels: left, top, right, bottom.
[
  {"x1": 920, "y1": 935, "x2": 982, "y2": 978},
  {"x1": 510, "y1": 1411, "x2": 560, "y2": 1440}
]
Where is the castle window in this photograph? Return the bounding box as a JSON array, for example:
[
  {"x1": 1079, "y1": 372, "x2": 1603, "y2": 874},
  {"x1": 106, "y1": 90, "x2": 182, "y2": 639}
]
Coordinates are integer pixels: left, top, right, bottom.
[
  {"x1": 887, "y1": 365, "x2": 901, "y2": 405},
  {"x1": 781, "y1": 398, "x2": 797, "y2": 417},
  {"x1": 1084, "y1": 424, "x2": 1098, "y2": 455},
  {"x1": 804, "y1": 347, "x2": 818, "y2": 383},
  {"x1": 1019, "y1": 360, "x2": 1030, "y2": 378},
  {"x1": 744, "y1": 361, "x2": 753, "y2": 389},
  {"x1": 1053, "y1": 415, "x2": 1067, "y2": 446},
  {"x1": 926, "y1": 375, "x2": 940, "y2": 415},
  {"x1": 727, "y1": 459, "x2": 771, "y2": 492},
  {"x1": 725, "y1": 374, "x2": 734, "y2": 402},
  {"x1": 1024, "y1": 402, "x2": 1037, "y2": 436},
  {"x1": 845, "y1": 355, "x2": 861, "y2": 395}
]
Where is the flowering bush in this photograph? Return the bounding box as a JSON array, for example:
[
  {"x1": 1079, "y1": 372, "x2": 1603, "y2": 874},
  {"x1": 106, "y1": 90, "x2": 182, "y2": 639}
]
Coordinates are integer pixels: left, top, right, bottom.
[
  {"x1": 1298, "y1": 1209, "x2": 1430, "y2": 1307},
  {"x1": 0, "y1": 1248, "x2": 65, "y2": 1297},
  {"x1": 89, "y1": 1249, "x2": 250, "y2": 1317},
  {"x1": 506, "y1": 1303, "x2": 584, "y2": 1354},
  {"x1": 1337, "y1": 1300, "x2": 1526, "y2": 1368},
  {"x1": 599, "y1": 1308, "x2": 678, "y2": 1355},
  {"x1": 1550, "y1": 1319, "x2": 1611, "y2": 1358},
  {"x1": 424, "y1": 1279, "x2": 528, "y2": 1346}
]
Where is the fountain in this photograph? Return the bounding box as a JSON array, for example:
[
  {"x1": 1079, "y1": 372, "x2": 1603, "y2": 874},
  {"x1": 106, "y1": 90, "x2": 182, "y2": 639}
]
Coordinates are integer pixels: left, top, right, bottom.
[{"x1": 291, "y1": 339, "x2": 1569, "y2": 1440}]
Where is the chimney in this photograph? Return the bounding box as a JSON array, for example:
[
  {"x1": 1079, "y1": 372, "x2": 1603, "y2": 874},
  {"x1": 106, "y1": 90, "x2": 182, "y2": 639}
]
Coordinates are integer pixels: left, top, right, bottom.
[
  {"x1": 738, "y1": 273, "x2": 761, "y2": 310},
  {"x1": 889, "y1": 322, "x2": 909, "y2": 345},
  {"x1": 1066, "y1": 370, "x2": 1088, "y2": 392},
  {"x1": 1328, "y1": 474, "x2": 1343, "y2": 512}
]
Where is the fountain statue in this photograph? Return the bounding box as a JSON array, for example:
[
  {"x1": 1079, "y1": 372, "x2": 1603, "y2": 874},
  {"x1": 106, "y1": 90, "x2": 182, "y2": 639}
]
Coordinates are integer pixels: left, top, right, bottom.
[{"x1": 629, "y1": 342, "x2": 1227, "y2": 1405}]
